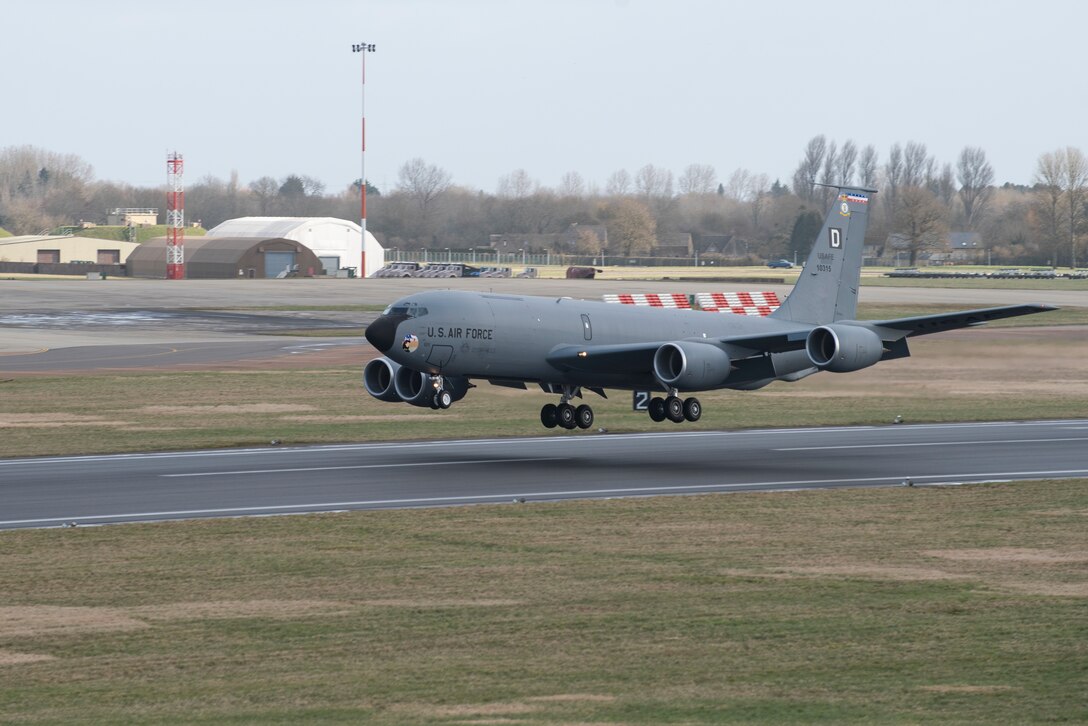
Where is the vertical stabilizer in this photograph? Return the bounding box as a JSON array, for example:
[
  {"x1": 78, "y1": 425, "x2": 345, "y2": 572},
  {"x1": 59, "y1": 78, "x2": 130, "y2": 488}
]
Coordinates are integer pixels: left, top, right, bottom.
[{"x1": 770, "y1": 186, "x2": 875, "y2": 324}]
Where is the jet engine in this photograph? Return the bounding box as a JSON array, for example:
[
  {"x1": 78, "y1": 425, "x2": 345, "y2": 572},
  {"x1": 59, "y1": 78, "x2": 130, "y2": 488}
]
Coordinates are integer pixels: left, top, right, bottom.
[
  {"x1": 653, "y1": 341, "x2": 732, "y2": 391},
  {"x1": 805, "y1": 324, "x2": 884, "y2": 372},
  {"x1": 362, "y1": 357, "x2": 401, "y2": 402},
  {"x1": 393, "y1": 366, "x2": 470, "y2": 408}
]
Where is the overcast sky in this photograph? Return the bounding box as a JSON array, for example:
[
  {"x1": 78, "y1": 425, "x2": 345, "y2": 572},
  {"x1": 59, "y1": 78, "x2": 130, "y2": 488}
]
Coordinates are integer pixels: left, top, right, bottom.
[{"x1": 5, "y1": 0, "x2": 1085, "y2": 194}]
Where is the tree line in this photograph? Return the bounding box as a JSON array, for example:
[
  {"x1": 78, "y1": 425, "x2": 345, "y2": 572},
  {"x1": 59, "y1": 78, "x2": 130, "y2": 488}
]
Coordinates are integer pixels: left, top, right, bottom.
[{"x1": 1, "y1": 139, "x2": 1085, "y2": 266}]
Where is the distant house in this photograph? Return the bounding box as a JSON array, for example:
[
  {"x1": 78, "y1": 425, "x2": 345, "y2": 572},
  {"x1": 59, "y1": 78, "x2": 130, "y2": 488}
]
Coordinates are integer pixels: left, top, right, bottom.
[
  {"x1": 947, "y1": 232, "x2": 984, "y2": 261},
  {"x1": 693, "y1": 233, "x2": 743, "y2": 258},
  {"x1": 654, "y1": 232, "x2": 693, "y2": 257},
  {"x1": 489, "y1": 223, "x2": 608, "y2": 253}
]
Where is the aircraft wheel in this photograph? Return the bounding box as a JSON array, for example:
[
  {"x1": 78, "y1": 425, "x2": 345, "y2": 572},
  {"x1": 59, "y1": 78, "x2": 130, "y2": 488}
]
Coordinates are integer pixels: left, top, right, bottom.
[
  {"x1": 665, "y1": 396, "x2": 685, "y2": 423},
  {"x1": 683, "y1": 397, "x2": 702, "y2": 422},
  {"x1": 434, "y1": 389, "x2": 453, "y2": 409},
  {"x1": 575, "y1": 404, "x2": 594, "y2": 429},
  {"x1": 556, "y1": 403, "x2": 577, "y2": 430},
  {"x1": 648, "y1": 397, "x2": 667, "y2": 422},
  {"x1": 540, "y1": 403, "x2": 558, "y2": 429}
]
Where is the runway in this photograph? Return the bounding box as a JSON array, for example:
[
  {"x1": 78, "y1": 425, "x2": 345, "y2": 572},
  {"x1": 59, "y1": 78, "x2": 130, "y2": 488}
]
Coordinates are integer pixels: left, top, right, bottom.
[{"x1": 2, "y1": 419, "x2": 1086, "y2": 530}]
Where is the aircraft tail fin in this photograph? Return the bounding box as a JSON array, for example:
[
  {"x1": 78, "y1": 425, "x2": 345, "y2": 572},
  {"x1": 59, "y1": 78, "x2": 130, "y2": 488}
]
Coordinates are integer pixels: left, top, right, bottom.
[{"x1": 770, "y1": 185, "x2": 875, "y2": 324}]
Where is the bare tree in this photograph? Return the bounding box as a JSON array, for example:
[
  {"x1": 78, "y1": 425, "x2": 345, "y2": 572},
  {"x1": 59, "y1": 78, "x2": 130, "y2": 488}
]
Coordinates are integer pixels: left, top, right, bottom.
[
  {"x1": 1034, "y1": 150, "x2": 1066, "y2": 265},
  {"x1": 935, "y1": 163, "x2": 956, "y2": 210},
  {"x1": 248, "y1": 176, "x2": 279, "y2": 215},
  {"x1": 1062, "y1": 147, "x2": 1088, "y2": 267},
  {"x1": 883, "y1": 143, "x2": 904, "y2": 222},
  {"x1": 573, "y1": 227, "x2": 603, "y2": 255},
  {"x1": 496, "y1": 169, "x2": 537, "y2": 199},
  {"x1": 605, "y1": 169, "x2": 631, "y2": 196},
  {"x1": 956, "y1": 146, "x2": 994, "y2": 231},
  {"x1": 677, "y1": 163, "x2": 717, "y2": 195},
  {"x1": 895, "y1": 186, "x2": 947, "y2": 265},
  {"x1": 837, "y1": 140, "x2": 858, "y2": 186},
  {"x1": 902, "y1": 141, "x2": 934, "y2": 188},
  {"x1": 396, "y1": 158, "x2": 452, "y2": 214},
  {"x1": 1032, "y1": 147, "x2": 1088, "y2": 266},
  {"x1": 557, "y1": 171, "x2": 585, "y2": 198},
  {"x1": 858, "y1": 144, "x2": 879, "y2": 188},
  {"x1": 818, "y1": 140, "x2": 839, "y2": 207},
  {"x1": 605, "y1": 198, "x2": 656, "y2": 256},
  {"x1": 634, "y1": 164, "x2": 674, "y2": 199},
  {"x1": 791, "y1": 134, "x2": 827, "y2": 203},
  {"x1": 724, "y1": 169, "x2": 752, "y2": 201}
]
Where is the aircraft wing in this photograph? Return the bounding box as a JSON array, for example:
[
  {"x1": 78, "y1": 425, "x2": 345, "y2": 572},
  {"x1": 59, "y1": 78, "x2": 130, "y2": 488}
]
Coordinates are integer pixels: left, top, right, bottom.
[
  {"x1": 545, "y1": 329, "x2": 810, "y2": 374},
  {"x1": 863, "y1": 304, "x2": 1058, "y2": 339},
  {"x1": 545, "y1": 304, "x2": 1058, "y2": 376}
]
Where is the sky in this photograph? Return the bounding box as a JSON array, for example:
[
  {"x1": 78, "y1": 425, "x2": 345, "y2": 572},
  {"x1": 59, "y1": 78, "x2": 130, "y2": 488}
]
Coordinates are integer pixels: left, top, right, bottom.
[{"x1": 4, "y1": 0, "x2": 1086, "y2": 194}]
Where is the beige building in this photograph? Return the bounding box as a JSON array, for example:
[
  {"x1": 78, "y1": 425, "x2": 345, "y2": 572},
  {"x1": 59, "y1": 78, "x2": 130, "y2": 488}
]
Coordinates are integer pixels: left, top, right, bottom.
[
  {"x1": 106, "y1": 208, "x2": 159, "y2": 226},
  {"x1": 0, "y1": 235, "x2": 140, "y2": 264}
]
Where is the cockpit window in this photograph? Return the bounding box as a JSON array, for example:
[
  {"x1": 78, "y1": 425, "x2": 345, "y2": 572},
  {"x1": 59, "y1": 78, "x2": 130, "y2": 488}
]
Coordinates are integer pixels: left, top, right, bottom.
[{"x1": 382, "y1": 303, "x2": 428, "y2": 318}]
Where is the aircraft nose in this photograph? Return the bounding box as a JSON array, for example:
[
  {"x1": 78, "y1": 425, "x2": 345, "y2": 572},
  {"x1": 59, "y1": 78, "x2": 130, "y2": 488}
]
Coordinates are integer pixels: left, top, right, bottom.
[{"x1": 364, "y1": 314, "x2": 401, "y2": 352}]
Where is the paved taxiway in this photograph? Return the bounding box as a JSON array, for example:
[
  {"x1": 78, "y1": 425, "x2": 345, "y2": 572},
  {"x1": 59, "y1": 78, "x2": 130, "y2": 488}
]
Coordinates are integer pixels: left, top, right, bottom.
[{"x1": 2, "y1": 419, "x2": 1086, "y2": 530}]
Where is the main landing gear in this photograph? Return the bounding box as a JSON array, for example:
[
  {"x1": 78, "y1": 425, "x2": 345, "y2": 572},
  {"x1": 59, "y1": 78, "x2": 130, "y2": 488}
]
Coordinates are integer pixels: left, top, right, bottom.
[
  {"x1": 540, "y1": 386, "x2": 594, "y2": 430},
  {"x1": 647, "y1": 391, "x2": 701, "y2": 424}
]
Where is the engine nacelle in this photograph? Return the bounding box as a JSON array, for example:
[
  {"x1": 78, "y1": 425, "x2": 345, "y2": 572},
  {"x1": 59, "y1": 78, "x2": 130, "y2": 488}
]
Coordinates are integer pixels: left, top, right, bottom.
[
  {"x1": 653, "y1": 341, "x2": 732, "y2": 391},
  {"x1": 805, "y1": 324, "x2": 884, "y2": 373},
  {"x1": 394, "y1": 366, "x2": 470, "y2": 408},
  {"x1": 362, "y1": 357, "x2": 401, "y2": 402}
]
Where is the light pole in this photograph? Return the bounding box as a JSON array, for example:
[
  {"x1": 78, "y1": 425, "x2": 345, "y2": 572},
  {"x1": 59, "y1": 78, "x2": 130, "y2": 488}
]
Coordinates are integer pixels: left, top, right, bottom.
[
  {"x1": 352, "y1": 42, "x2": 375, "y2": 271},
  {"x1": 445, "y1": 247, "x2": 451, "y2": 262}
]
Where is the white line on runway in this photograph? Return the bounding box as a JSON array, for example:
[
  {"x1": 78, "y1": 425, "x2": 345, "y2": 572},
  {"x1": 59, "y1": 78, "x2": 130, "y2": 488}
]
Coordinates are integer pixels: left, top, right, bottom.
[
  {"x1": 161, "y1": 456, "x2": 563, "y2": 478},
  {"x1": 775, "y1": 437, "x2": 1088, "y2": 451},
  {"x1": 5, "y1": 467, "x2": 1088, "y2": 528},
  {"x1": 3, "y1": 420, "x2": 1085, "y2": 468}
]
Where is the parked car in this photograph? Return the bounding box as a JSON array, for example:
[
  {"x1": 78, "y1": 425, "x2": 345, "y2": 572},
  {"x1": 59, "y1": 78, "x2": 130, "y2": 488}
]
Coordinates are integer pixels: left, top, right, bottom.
[
  {"x1": 373, "y1": 262, "x2": 422, "y2": 278},
  {"x1": 516, "y1": 267, "x2": 538, "y2": 279},
  {"x1": 767, "y1": 259, "x2": 794, "y2": 269},
  {"x1": 565, "y1": 266, "x2": 602, "y2": 279}
]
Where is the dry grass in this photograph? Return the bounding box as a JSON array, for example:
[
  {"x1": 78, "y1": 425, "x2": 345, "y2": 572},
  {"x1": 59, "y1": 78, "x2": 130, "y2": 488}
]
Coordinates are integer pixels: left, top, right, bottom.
[{"x1": 0, "y1": 480, "x2": 1084, "y2": 722}]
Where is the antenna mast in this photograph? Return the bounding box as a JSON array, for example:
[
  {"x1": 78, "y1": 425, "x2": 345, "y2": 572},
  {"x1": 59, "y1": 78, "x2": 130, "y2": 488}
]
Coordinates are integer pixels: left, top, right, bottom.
[{"x1": 166, "y1": 152, "x2": 185, "y2": 280}]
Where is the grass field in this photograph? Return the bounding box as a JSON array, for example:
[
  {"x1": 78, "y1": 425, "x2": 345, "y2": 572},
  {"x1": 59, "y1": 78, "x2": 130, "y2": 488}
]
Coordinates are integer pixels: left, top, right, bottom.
[{"x1": 1, "y1": 480, "x2": 1085, "y2": 723}]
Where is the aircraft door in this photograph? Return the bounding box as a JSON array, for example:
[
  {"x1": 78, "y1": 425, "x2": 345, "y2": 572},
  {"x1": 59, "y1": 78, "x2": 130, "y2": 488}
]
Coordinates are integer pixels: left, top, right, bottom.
[
  {"x1": 427, "y1": 345, "x2": 454, "y2": 368},
  {"x1": 581, "y1": 314, "x2": 592, "y2": 340}
]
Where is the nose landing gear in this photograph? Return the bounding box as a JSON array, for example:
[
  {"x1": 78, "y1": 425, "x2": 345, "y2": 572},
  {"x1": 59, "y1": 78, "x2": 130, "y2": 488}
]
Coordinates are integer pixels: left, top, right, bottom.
[
  {"x1": 429, "y1": 375, "x2": 453, "y2": 410},
  {"x1": 540, "y1": 387, "x2": 594, "y2": 430}
]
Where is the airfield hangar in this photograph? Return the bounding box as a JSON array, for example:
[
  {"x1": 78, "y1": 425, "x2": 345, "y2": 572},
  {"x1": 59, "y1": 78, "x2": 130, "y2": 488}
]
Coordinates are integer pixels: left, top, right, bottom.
[
  {"x1": 204, "y1": 217, "x2": 385, "y2": 278},
  {"x1": 127, "y1": 236, "x2": 325, "y2": 279}
]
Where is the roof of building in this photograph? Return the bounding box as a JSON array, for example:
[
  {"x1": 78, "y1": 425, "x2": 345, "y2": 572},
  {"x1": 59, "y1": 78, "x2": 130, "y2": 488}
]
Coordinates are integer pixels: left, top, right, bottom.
[
  {"x1": 205, "y1": 217, "x2": 360, "y2": 238},
  {"x1": 0, "y1": 235, "x2": 138, "y2": 249}
]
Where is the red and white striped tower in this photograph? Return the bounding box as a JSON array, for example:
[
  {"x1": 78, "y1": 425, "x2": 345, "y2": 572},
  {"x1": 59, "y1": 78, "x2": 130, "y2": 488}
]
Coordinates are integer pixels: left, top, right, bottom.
[
  {"x1": 352, "y1": 42, "x2": 375, "y2": 274},
  {"x1": 166, "y1": 151, "x2": 185, "y2": 280}
]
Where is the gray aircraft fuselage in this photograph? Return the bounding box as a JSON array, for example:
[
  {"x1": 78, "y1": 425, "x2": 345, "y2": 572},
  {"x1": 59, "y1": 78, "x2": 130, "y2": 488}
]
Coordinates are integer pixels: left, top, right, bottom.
[{"x1": 366, "y1": 290, "x2": 811, "y2": 391}]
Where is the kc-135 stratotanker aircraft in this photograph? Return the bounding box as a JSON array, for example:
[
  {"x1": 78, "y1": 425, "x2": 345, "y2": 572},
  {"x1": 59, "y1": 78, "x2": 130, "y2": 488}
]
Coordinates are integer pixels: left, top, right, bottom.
[{"x1": 364, "y1": 185, "x2": 1056, "y2": 430}]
